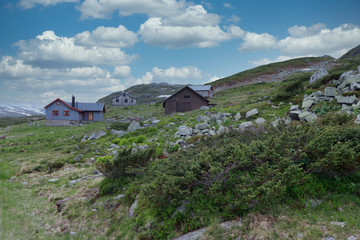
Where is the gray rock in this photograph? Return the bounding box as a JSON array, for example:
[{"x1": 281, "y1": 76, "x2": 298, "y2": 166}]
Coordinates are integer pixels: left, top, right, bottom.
[
  {"x1": 355, "y1": 114, "x2": 360, "y2": 124},
  {"x1": 68, "y1": 174, "x2": 103, "y2": 186},
  {"x1": 350, "y1": 82, "x2": 360, "y2": 91},
  {"x1": 48, "y1": 178, "x2": 59, "y2": 183},
  {"x1": 297, "y1": 233, "x2": 304, "y2": 239},
  {"x1": 127, "y1": 121, "x2": 141, "y2": 132},
  {"x1": 173, "y1": 227, "x2": 207, "y2": 240},
  {"x1": 301, "y1": 99, "x2": 314, "y2": 109},
  {"x1": 289, "y1": 105, "x2": 299, "y2": 111},
  {"x1": 112, "y1": 151, "x2": 119, "y2": 157},
  {"x1": 357, "y1": 65, "x2": 360, "y2": 73},
  {"x1": 290, "y1": 110, "x2": 302, "y2": 120},
  {"x1": 339, "y1": 70, "x2": 357, "y2": 82},
  {"x1": 88, "y1": 131, "x2": 106, "y2": 140},
  {"x1": 217, "y1": 126, "x2": 228, "y2": 134},
  {"x1": 110, "y1": 129, "x2": 127, "y2": 137},
  {"x1": 114, "y1": 194, "x2": 125, "y2": 200},
  {"x1": 254, "y1": 118, "x2": 266, "y2": 125},
  {"x1": 196, "y1": 115, "x2": 210, "y2": 123},
  {"x1": 80, "y1": 135, "x2": 88, "y2": 142},
  {"x1": 348, "y1": 236, "x2": 357, "y2": 240},
  {"x1": 338, "y1": 74, "x2": 360, "y2": 89},
  {"x1": 195, "y1": 123, "x2": 209, "y2": 130},
  {"x1": 335, "y1": 95, "x2": 357, "y2": 105},
  {"x1": 208, "y1": 130, "x2": 216, "y2": 136},
  {"x1": 177, "y1": 126, "x2": 193, "y2": 136},
  {"x1": 324, "y1": 87, "x2": 340, "y2": 97},
  {"x1": 220, "y1": 220, "x2": 242, "y2": 230},
  {"x1": 74, "y1": 154, "x2": 83, "y2": 162},
  {"x1": 176, "y1": 139, "x2": 185, "y2": 146},
  {"x1": 298, "y1": 112, "x2": 317, "y2": 122},
  {"x1": 129, "y1": 199, "x2": 138, "y2": 218},
  {"x1": 110, "y1": 143, "x2": 120, "y2": 149},
  {"x1": 330, "y1": 221, "x2": 346, "y2": 228},
  {"x1": 246, "y1": 108, "x2": 259, "y2": 119},
  {"x1": 152, "y1": 119, "x2": 160, "y2": 124},
  {"x1": 90, "y1": 158, "x2": 95, "y2": 162},
  {"x1": 239, "y1": 121, "x2": 253, "y2": 131},
  {"x1": 235, "y1": 112, "x2": 241, "y2": 121},
  {"x1": 310, "y1": 68, "x2": 328, "y2": 83},
  {"x1": 322, "y1": 238, "x2": 335, "y2": 240},
  {"x1": 9, "y1": 176, "x2": 16, "y2": 183},
  {"x1": 200, "y1": 106, "x2": 209, "y2": 110}
]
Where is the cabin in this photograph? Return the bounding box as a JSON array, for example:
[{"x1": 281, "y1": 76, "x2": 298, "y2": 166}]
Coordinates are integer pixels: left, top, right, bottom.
[
  {"x1": 44, "y1": 96, "x2": 105, "y2": 126},
  {"x1": 188, "y1": 85, "x2": 213, "y2": 98},
  {"x1": 163, "y1": 86, "x2": 210, "y2": 115},
  {"x1": 112, "y1": 92, "x2": 136, "y2": 106}
]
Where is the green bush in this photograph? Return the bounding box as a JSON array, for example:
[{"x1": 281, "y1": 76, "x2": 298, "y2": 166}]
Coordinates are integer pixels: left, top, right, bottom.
[
  {"x1": 96, "y1": 147, "x2": 156, "y2": 178},
  {"x1": 110, "y1": 122, "x2": 130, "y2": 131},
  {"x1": 99, "y1": 177, "x2": 129, "y2": 196},
  {"x1": 136, "y1": 135, "x2": 146, "y2": 143}
]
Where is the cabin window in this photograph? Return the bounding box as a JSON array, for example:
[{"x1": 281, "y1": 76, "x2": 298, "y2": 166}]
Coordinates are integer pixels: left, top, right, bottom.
[
  {"x1": 52, "y1": 110, "x2": 59, "y2": 116},
  {"x1": 56, "y1": 100, "x2": 61, "y2": 105},
  {"x1": 184, "y1": 95, "x2": 190, "y2": 99},
  {"x1": 123, "y1": 94, "x2": 126, "y2": 97},
  {"x1": 63, "y1": 111, "x2": 70, "y2": 116},
  {"x1": 116, "y1": 99, "x2": 119, "y2": 103},
  {"x1": 131, "y1": 100, "x2": 133, "y2": 103},
  {"x1": 124, "y1": 99, "x2": 128, "y2": 103}
]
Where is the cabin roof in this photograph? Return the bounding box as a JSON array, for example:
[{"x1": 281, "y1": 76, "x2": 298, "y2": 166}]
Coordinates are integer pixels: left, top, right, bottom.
[
  {"x1": 112, "y1": 91, "x2": 136, "y2": 99},
  {"x1": 44, "y1": 98, "x2": 105, "y2": 112},
  {"x1": 188, "y1": 85, "x2": 213, "y2": 91},
  {"x1": 163, "y1": 85, "x2": 210, "y2": 107}
]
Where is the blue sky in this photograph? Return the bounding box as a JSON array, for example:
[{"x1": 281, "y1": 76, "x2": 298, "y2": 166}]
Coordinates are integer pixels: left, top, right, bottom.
[{"x1": 0, "y1": 0, "x2": 359, "y2": 104}]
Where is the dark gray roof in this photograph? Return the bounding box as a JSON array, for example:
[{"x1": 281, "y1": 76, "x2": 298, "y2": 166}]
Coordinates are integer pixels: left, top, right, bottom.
[
  {"x1": 189, "y1": 85, "x2": 212, "y2": 91},
  {"x1": 66, "y1": 102, "x2": 105, "y2": 112},
  {"x1": 112, "y1": 91, "x2": 136, "y2": 99}
]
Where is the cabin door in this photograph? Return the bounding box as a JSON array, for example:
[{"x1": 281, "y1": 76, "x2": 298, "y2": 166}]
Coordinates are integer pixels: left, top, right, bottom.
[{"x1": 88, "y1": 112, "x2": 93, "y2": 121}]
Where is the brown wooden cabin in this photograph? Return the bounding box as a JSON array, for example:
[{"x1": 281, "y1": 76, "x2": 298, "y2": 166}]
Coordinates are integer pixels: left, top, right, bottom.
[{"x1": 163, "y1": 86, "x2": 210, "y2": 115}]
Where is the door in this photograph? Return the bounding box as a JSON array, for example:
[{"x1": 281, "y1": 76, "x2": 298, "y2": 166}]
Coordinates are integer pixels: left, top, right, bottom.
[{"x1": 88, "y1": 112, "x2": 93, "y2": 121}]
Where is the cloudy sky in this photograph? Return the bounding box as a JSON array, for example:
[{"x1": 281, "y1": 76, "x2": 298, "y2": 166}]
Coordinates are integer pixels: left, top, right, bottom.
[{"x1": 0, "y1": 0, "x2": 359, "y2": 104}]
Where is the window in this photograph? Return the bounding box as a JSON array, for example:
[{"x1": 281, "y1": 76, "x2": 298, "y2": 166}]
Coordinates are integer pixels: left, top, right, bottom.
[
  {"x1": 63, "y1": 111, "x2": 70, "y2": 116},
  {"x1": 124, "y1": 99, "x2": 128, "y2": 103},
  {"x1": 131, "y1": 100, "x2": 133, "y2": 103},
  {"x1": 184, "y1": 95, "x2": 190, "y2": 98},
  {"x1": 56, "y1": 100, "x2": 61, "y2": 105},
  {"x1": 123, "y1": 94, "x2": 126, "y2": 97},
  {"x1": 52, "y1": 110, "x2": 59, "y2": 116},
  {"x1": 116, "y1": 99, "x2": 119, "y2": 103}
]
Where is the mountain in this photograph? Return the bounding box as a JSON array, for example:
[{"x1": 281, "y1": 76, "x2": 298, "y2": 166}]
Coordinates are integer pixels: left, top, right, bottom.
[
  {"x1": 339, "y1": 44, "x2": 360, "y2": 60},
  {"x1": 0, "y1": 104, "x2": 45, "y2": 118},
  {"x1": 97, "y1": 82, "x2": 185, "y2": 106},
  {"x1": 209, "y1": 56, "x2": 336, "y2": 92}
]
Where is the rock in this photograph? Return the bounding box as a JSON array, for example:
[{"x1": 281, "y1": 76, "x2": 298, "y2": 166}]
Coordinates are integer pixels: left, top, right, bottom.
[
  {"x1": 289, "y1": 110, "x2": 302, "y2": 121},
  {"x1": 0, "y1": 135, "x2": 6, "y2": 140},
  {"x1": 200, "y1": 106, "x2": 209, "y2": 110},
  {"x1": 235, "y1": 112, "x2": 241, "y2": 121},
  {"x1": 9, "y1": 176, "x2": 16, "y2": 183},
  {"x1": 220, "y1": 220, "x2": 242, "y2": 230},
  {"x1": 172, "y1": 201, "x2": 188, "y2": 217},
  {"x1": 90, "y1": 158, "x2": 95, "y2": 162},
  {"x1": 355, "y1": 114, "x2": 360, "y2": 124},
  {"x1": 80, "y1": 135, "x2": 88, "y2": 142},
  {"x1": 322, "y1": 238, "x2": 335, "y2": 240},
  {"x1": 112, "y1": 150, "x2": 118, "y2": 157},
  {"x1": 56, "y1": 197, "x2": 69, "y2": 212},
  {"x1": 127, "y1": 121, "x2": 141, "y2": 132},
  {"x1": 254, "y1": 118, "x2": 266, "y2": 125},
  {"x1": 239, "y1": 121, "x2": 253, "y2": 131},
  {"x1": 306, "y1": 199, "x2": 323, "y2": 208},
  {"x1": 110, "y1": 129, "x2": 127, "y2": 137},
  {"x1": 129, "y1": 199, "x2": 138, "y2": 218},
  {"x1": 92, "y1": 170, "x2": 100, "y2": 175},
  {"x1": 176, "y1": 139, "x2": 185, "y2": 146},
  {"x1": 330, "y1": 221, "x2": 346, "y2": 228},
  {"x1": 74, "y1": 154, "x2": 83, "y2": 162},
  {"x1": 339, "y1": 70, "x2": 357, "y2": 82},
  {"x1": 338, "y1": 74, "x2": 360, "y2": 89},
  {"x1": 173, "y1": 227, "x2": 207, "y2": 240},
  {"x1": 109, "y1": 144, "x2": 120, "y2": 149},
  {"x1": 68, "y1": 174, "x2": 103, "y2": 186},
  {"x1": 114, "y1": 194, "x2": 125, "y2": 200},
  {"x1": 357, "y1": 65, "x2": 360, "y2": 73},
  {"x1": 152, "y1": 119, "x2": 160, "y2": 124},
  {"x1": 217, "y1": 126, "x2": 228, "y2": 134},
  {"x1": 208, "y1": 130, "x2": 216, "y2": 136},
  {"x1": 177, "y1": 126, "x2": 193, "y2": 137},
  {"x1": 335, "y1": 95, "x2": 357, "y2": 105},
  {"x1": 324, "y1": 87, "x2": 340, "y2": 97},
  {"x1": 0, "y1": 159, "x2": 2, "y2": 162},
  {"x1": 348, "y1": 236, "x2": 357, "y2": 240},
  {"x1": 301, "y1": 99, "x2": 314, "y2": 110},
  {"x1": 196, "y1": 115, "x2": 210, "y2": 123},
  {"x1": 297, "y1": 233, "x2": 304, "y2": 239},
  {"x1": 246, "y1": 109, "x2": 259, "y2": 119},
  {"x1": 309, "y1": 68, "x2": 328, "y2": 83},
  {"x1": 289, "y1": 105, "x2": 299, "y2": 111},
  {"x1": 48, "y1": 178, "x2": 59, "y2": 183},
  {"x1": 298, "y1": 112, "x2": 317, "y2": 123},
  {"x1": 350, "y1": 82, "x2": 360, "y2": 91},
  {"x1": 213, "y1": 112, "x2": 225, "y2": 121},
  {"x1": 88, "y1": 131, "x2": 106, "y2": 140},
  {"x1": 195, "y1": 123, "x2": 209, "y2": 130}
]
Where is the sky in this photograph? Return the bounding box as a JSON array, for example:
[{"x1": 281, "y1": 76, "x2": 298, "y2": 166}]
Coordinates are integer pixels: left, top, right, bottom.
[{"x1": 0, "y1": 0, "x2": 360, "y2": 105}]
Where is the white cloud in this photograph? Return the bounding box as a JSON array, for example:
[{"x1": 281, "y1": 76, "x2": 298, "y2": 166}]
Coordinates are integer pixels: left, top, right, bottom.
[
  {"x1": 75, "y1": 25, "x2": 138, "y2": 48},
  {"x1": 15, "y1": 31, "x2": 136, "y2": 68},
  {"x1": 139, "y1": 18, "x2": 244, "y2": 48},
  {"x1": 238, "y1": 32, "x2": 277, "y2": 52},
  {"x1": 223, "y1": 3, "x2": 233, "y2": 9},
  {"x1": 136, "y1": 66, "x2": 203, "y2": 85},
  {"x1": 78, "y1": 0, "x2": 186, "y2": 19},
  {"x1": 205, "y1": 75, "x2": 222, "y2": 84},
  {"x1": 227, "y1": 14, "x2": 241, "y2": 23},
  {"x1": 113, "y1": 65, "x2": 131, "y2": 78},
  {"x1": 18, "y1": 0, "x2": 78, "y2": 9},
  {"x1": 288, "y1": 23, "x2": 326, "y2": 37}
]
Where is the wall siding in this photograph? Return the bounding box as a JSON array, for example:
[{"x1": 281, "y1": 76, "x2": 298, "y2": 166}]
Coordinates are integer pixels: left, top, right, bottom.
[
  {"x1": 112, "y1": 94, "x2": 136, "y2": 106},
  {"x1": 45, "y1": 101, "x2": 80, "y2": 121}
]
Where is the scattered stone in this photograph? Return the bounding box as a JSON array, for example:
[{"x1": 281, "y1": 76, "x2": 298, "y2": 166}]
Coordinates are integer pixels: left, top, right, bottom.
[
  {"x1": 152, "y1": 119, "x2": 160, "y2": 124},
  {"x1": 348, "y1": 236, "x2": 357, "y2": 240},
  {"x1": 114, "y1": 194, "x2": 125, "y2": 200},
  {"x1": 48, "y1": 178, "x2": 59, "y2": 183},
  {"x1": 127, "y1": 121, "x2": 141, "y2": 133},
  {"x1": 309, "y1": 68, "x2": 329, "y2": 83},
  {"x1": 22, "y1": 182, "x2": 28, "y2": 185},
  {"x1": 70, "y1": 232, "x2": 77, "y2": 235},
  {"x1": 289, "y1": 110, "x2": 302, "y2": 121},
  {"x1": 129, "y1": 199, "x2": 138, "y2": 218},
  {"x1": 68, "y1": 174, "x2": 103, "y2": 186},
  {"x1": 301, "y1": 99, "x2": 314, "y2": 110},
  {"x1": 355, "y1": 114, "x2": 360, "y2": 124},
  {"x1": 235, "y1": 112, "x2": 241, "y2": 121},
  {"x1": 112, "y1": 150, "x2": 118, "y2": 157},
  {"x1": 335, "y1": 95, "x2": 358, "y2": 105},
  {"x1": 196, "y1": 115, "x2": 210, "y2": 123},
  {"x1": 306, "y1": 199, "x2": 323, "y2": 208},
  {"x1": 239, "y1": 121, "x2": 253, "y2": 131},
  {"x1": 176, "y1": 139, "x2": 185, "y2": 146},
  {"x1": 173, "y1": 227, "x2": 207, "y2": 240},
  {"x1": 330, "y1": 221, "x2": 346, "y2": 228},
  {"x1": 339, "y1": 70, "x2": 356, "y2": 82},
  {"x1": 254, "y1": 118, "x2": 266, "y2": 125},
  {"x1": 80, "y1": 135, "x2": 88, "y2": 142},
  {"x1": 90, "y1": 157, "x2": 95, "y2": 163},
  {"x1": 74, "y1": 154, "x2": 83, "y2": 162},
  {"x1": 200, "y1": 106, "x2": 209, "y2": 110},
  {"x1": 357, "y1": 65, "x2": 360, "y2": 73},
  {"x1": 298, "y1": 112, "x2": 317, "y2": 123},
  {"x1": 322, "y1": 237, "x2": 335, "y2": 240},
  {"x1": 176, "y1": 126, "x2": 193, "y2": 137},
  {"x1": 110, "y1": 129, "x2": 127, "y2": 137},
  {"x1": 217, "y1": 126, "x2": 228, "y2": 135},
  {"x1": 109, "y1": 144, "x2": 120, "y2": 149},
  {"x1": 208, "y1": 130, "x2": 216, "y2": 136},
  {"x1": 246, "y1": 109, "x2": 259, "y2": 119},
  {"x1": 220, "y1": 220, "x2": 242, "y2": 230},
  {"x1": 9, "y1": 176, "x2": 16, "y2": 183},
  {"x1": 297, "y1": 233, "x2": 304, "y2": 239},
  {"x1": 195, "y1": 123, "x2": 209, "y2": 131},
  {"x1": 324, "y1": 87, "x2": 340, "y2": 97},
  {"x1": 289, "y1": 105, "x2": 299, "y2": 111},
  {"x1": 88, "y1": 131, "x2": 106, "y2": 141}
]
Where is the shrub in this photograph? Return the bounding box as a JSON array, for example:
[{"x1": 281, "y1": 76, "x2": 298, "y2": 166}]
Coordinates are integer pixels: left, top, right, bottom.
[
  {"x1": 99, "y1": 177, "x2": 129, "y2": 196},
  {"x1": 110, "y1": 122, "x2": 130, "y2": 131},
  {"x1": 96, "y1": 147, "x2": 156, "y2": 178},
  {"x1": 136, "y1": 135, "x2": 146, "y2": 143}
]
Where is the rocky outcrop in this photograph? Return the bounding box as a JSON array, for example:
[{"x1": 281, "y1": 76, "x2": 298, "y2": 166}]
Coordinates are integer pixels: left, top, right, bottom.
[
  {"x1": 309, "y1": 68, "x2": 328, "y2": 83},
  {"x1": 246, "y1": 108, "x2": 259, "y2": 119},
  {"x1": 127, "y1": 121, "x2": 141, "y2": 132}
]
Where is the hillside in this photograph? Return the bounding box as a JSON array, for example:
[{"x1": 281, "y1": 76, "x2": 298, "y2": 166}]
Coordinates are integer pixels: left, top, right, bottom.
[
  {"x1": 339, "y1": 44, "x2": 360, "y2": 60},
  {"x1": 1, "y1": 50, "x2": 360, "y2": 240},
  {"x1": 97, "y1": 82, "x2": 185, "y2": 107},
  {"x1": 210, "y1": 56, "x2": 337, "y2": 92}
]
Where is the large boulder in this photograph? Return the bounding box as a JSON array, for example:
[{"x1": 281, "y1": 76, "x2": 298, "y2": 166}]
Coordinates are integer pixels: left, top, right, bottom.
[
  {"x1": 239, "y1": 121, "x2": 253, "y2": 131},
  {"x1": 195, "y1": 123, "x2": 209, "y2": 131},
  {"x1": 309, "y1": 68, "x2": 328, "y2": 83},
  {"x1": 338, "y1": 74, "x2": 360, "y2": 90},
  {"x1": 324, "y1": 87, "x2": 340, "y2": 97},
  {"x1": 88, "y1": 131, "x2": 106, "y2": 140},
  {"x1": 298, "y1": 111, "x2": 317, "y2": 123},
  {"x1": 246, "y1": 109, "x2": 259, "y2": 119},
  {"x1": 335, "y1": 95, "x2": 358, "y2": 105},
  {"x1": 176, "y1": 125, "x2": 193, "y2": 137},
  {"x1": 127, "y1": 121, "x2": 141, "y2": 132},
  {"x1": 289, "y1": 110, "x2": 302, "y2": 120},
  {"x1": 235, "y1": 112, "x2": 241, "y2": 121},
  {"x1": 339, "y1": 70, "x2": 357, "y2": 82},
  {"x1": 301, "y1": 99, "x2": 314, "y2": 110},
  {"x1": 110, "y1": 129, "x2": 127, "y2": 137},
  {"x1": 196, "y1": 115, "x2": 210, "y2": 123},
  {"x1": 254, "y1": 118, "x2": 266, "y2": 125}
]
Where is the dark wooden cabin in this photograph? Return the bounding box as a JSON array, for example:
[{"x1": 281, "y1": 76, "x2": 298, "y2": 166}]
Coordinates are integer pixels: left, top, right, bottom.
[{"x1": 163, "y1": 86, "x2": 209, "y2": 115}]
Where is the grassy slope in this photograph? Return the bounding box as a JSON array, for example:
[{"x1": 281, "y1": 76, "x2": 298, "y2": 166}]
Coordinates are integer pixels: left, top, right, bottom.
[{"x1": 1, "y1": 55, "x2": 360, "y2": 239}]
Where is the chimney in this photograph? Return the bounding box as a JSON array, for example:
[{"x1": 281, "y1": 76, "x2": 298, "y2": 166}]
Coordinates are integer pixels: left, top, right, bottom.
[
  {"x1": 72, "y1": 95, "x2": 75, "y2": 108},
  {"x1": 76, "y1": 101, "x2": 78, "y2": 109}
]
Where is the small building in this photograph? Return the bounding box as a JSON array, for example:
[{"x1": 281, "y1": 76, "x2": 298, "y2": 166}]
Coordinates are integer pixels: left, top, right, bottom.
[
  {"x1": 163, "y1": 86, "x2": 210, "y2": 115},
  {"x1": 44, "y1": 96, "x2": 105, "y2": 126},
  {"x1": 112, "y1": 92, "x2": 136, "y2": 106},
  {"x1": 189, "y1": 85, "x2": 213, "y2": 98}
]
